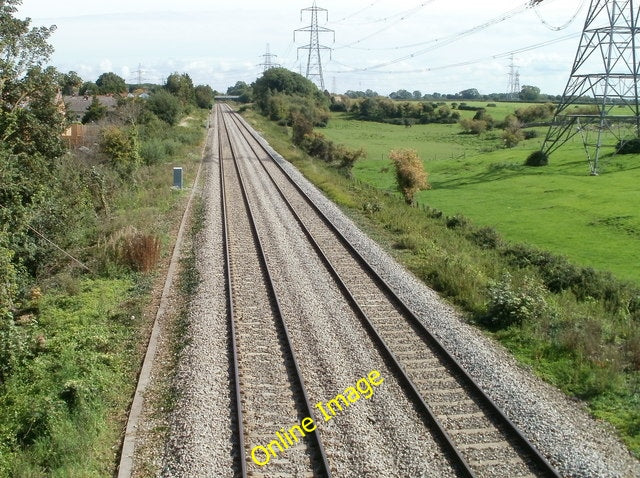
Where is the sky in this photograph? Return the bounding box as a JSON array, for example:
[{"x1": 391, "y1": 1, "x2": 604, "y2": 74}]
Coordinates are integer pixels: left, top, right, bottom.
[{"x1": 16, "y1": 0, "x2": 588, "y2": 96}]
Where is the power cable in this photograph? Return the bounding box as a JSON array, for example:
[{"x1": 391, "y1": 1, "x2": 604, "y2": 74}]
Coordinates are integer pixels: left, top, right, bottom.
[
  {"x1": 334, "y1": 1, "x2": 437, "y2": 49},
  {"x1": 333, "y1": 0, "x2": 570, "y2": 72},
  {"x1": 342, "y1": 0, "x2": 540, "y2": 52},
  {"x1": 329, "y1": 31, "x2": 579, "y2": 75},
  {"x1": 534, "y1": 0, "x2": 587, "y2": 31},
  {"x1": 328, "y1": 0, "x2": 383, "y2": 26}
]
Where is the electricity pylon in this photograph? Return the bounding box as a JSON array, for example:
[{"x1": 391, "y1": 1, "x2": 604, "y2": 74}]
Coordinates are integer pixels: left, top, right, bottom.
[
  {"x1": 294, "y1": 1, "x2": 335, "y2": 90},
  {"x1": 507, "y1": 55, "x2": 521, "y2": 100},
  {"x1": 541, "y1": 0, "x2": 640, "y2": 175},
  {"x1": 259, "y1": 43, "x2": 280, "y2": 73}
]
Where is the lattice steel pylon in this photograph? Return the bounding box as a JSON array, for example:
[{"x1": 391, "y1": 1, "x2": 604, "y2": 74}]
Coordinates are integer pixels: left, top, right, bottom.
[
  {"x1": 507, "y1": 55, "x2": 521, "y2": 100},
  {"x1": 541, "y1": 0, "x2": 640, "y2": 175},
  {"x1": 259, "y1": 43, "x2": 280, "y2": 73},
  {"x1": 294, "y1": 1, "x2": 335, "y2": 90}
]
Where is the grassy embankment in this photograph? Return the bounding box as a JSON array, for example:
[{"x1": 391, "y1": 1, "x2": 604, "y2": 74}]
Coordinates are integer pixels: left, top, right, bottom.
[
  {"x1": 0, "y1": 111, "x2": 207, "y2": 477},
  {"x1": 242, "y1": 104, "x2": 640, "y2": 457}
]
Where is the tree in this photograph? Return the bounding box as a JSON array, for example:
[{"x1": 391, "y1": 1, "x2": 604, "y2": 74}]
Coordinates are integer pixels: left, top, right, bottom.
[
  {"x1": 95, "y1": 72, "x2": 126, "y2": 94},
  {"x1": 147, "y1": 89, "x2": 181, "y2": 125},
  {"x1": 413, "y1": 90, "x2": 422, "y2": 100},
  {"x1": 60, "y1": 70, "x2": 82, "y2": 95},
  {"x1": 165, "y1": 72, "x2": 194, "y2": 104},
  {"x1": 458, "y1": 88, "x2": 481, "y2": 100},
  {"x1": 389, "y1": 149, "x2": 430, "y2": 204},
  {"x1": 79, "y1": 81, "x2": 98, "y2": 96},
  {"x1": 194, "y1": 84, "x2": 214, "y2": 109},
  {"x1": 0, "y1": 0, "x2": 62, "y2": 354},
  {"x1": 252, "y1": 67, "x2": 321, "y2": 109},
  {"x1": 519, "y1": 85, "x2": 540, "y2": 102},
  {"x1": 100, "y1": 126, "x2": 141, "y2": 178},
  {"x1": 81, "y1": 96, "x2": 107, "y2": 123}
]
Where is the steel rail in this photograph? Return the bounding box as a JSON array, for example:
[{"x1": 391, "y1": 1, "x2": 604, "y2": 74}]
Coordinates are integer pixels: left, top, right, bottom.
[
  {"x1": 226, "y1": 104, "x2": 562, "y2": 478},
  {"x1": 216, "y1": 105, "x2": 247, "y2": 477},
  {"x1": 218, "y1": 105, "x2": 332, "y2": 478},
  {"x1": 224, "y1": 106, "x2": 474, "y2": 477}
]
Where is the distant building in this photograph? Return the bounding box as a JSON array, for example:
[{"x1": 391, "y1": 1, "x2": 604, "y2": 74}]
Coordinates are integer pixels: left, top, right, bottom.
[{"x1": 63, "y1": 95, "x2": 118, "y2": 122}]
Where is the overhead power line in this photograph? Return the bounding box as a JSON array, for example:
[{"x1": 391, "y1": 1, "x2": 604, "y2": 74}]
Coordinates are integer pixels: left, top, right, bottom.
[
  {"x1": 334, "y1": 1, "x2": 436, "y2": 49},
  {"x1": 329, "y1": 31, "x2": 579, "y2": 75},
  {"x1": 533, "y1": 0, "x2": 587, "y2": 31}
]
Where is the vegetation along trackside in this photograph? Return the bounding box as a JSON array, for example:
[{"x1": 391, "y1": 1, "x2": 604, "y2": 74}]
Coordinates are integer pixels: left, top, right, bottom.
[
  {"x1": 0, "y1": 2, "x2": 212, "y2": 474},
  {"x1": 241, "y1": 75, "x2": 640, "y2": 457}
]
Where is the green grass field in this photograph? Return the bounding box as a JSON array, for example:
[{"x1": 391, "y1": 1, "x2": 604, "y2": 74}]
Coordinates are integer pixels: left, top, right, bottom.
[{"x1": 323, "y1": 107, "x2": 640, "y2": 285}]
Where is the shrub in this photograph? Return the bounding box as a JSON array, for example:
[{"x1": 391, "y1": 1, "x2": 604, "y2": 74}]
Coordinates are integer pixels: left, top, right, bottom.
[
  {"x1": 525, "y1": 150, "x2": 549, "y2": 166},
  {"x1": 459, "y1": 118, "x2": 487, "y2": 135},
  {"x1": 139, "y1": 139, "x2": 166, "y2": 165},
  {"x1": 502, "y1": 128, "x2": 525, "y2": 148},
  {"x1": 616, "y1": 138, "x2": 640, "y2": 154},
  {"x1": 446, "y1": 214, "x2": 469, "y2": 230},
  {"x1": 470, "y1": 226, "x2": 501, "y2": 249},
  {"x1": 291, "y1": 112, "x2": 314, "y2": 146},
  {"x1": 484, "y1": 273, "x2": 549, "y2": 329},
  {"x1": 389, "y1": 149, "x2": 430, "y2": 204},
  {"x1": 147, "y1": 89, "x2": 181, "y2": 126},
  {"x1": 515, "y1": 103, "x2": 555, "y2": 124},
  {"x1": 100, "y1": 126, "x2": 141, "y2": 178}
]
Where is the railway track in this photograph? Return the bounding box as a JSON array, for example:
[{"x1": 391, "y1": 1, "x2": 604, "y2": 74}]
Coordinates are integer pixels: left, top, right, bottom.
[
  {"x1": 218, "y1": 106, "x2": 331, "y2": 477},
  {"x1": 219, "y1": 103, "x2": 562, "y2": 478}
]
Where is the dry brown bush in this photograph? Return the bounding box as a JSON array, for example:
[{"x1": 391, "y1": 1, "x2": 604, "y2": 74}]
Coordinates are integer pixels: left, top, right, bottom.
[{"x1": 389, "y1": 148, "x2": 430, "y2": 204}]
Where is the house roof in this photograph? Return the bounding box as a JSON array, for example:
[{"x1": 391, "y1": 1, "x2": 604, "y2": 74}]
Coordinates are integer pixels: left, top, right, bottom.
[{"x1": 63, "y1": 95, "x2": 118, "y2": 116}]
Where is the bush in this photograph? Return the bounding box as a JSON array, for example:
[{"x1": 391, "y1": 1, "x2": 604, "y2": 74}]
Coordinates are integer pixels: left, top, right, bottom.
[
  {"x1": 616, "y1": 138, "x2": 640, "y2": 154},
  {"x1": 389, "y1": 149, "x2": 430, "y2": 204},
  {"x1": 484, "y1": 273, "x2": 549, "y2": 329},
  {"x1": 470, "y1": 226, "x2": 501, "y2": 249},
  {"x1": 525, "y1": 150, "x2": 549, "y2": 167},
  {"x1": 147, "y1": 89, "x2": 181, "y2": 126},
  {"x1": 459, "y1": 118, "x2": 487, "y2": 135},
  {"x1": 100, "y1": 126, "x2": 141, "y2": 178}
]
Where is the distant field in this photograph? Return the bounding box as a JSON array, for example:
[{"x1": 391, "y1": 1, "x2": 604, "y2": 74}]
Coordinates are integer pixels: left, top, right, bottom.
[{"x1": 323, "y1": 106, "x2": 640, "y2": 285}]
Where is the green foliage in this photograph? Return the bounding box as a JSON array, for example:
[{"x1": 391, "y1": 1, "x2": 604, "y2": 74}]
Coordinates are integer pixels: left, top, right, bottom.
[
  {"x1": 484, "y1": 273, "x2": 550, "y2": 329},
  {"x1": 79, "y1": 81, "x2": 98, "y2": 96},
  {"x1": 81, "y1": 95, "x2": 107, "y2": 124},
  {"x1": 459, "y1": 118, "x2": 487, "y2": 134},
  {"x1": 616, "y1": 138, "x2": 640, "y2": 154},
  {"x1": 352, "y1": 97, "x2": 459, "y2": 125},
  {"x1": 95, "y1": 72, "x2": 126, "y2": 94},
  {"x1": 525, "y1": 150, "x2": 549, "y2": 166},
  {"x1": 389, "y1": 148, "x2": 430, "y2": 204},
  {"x1": 194, "y1": 84, "x2": 214, "y2": 109},
  {"x1": 291, "y1": 112, "x2": 314, "y2": 146},
  {"x1": 58, "y1": 70, "x2": 82, "y2": 95},
  {"x1": 227, "y1": 80, "x2": 252, "y2": 102},
  {"x1": 519, "y1": 84, "x2": 541, "y2": 102},
  {"x1": 165, "y1": 72, "x2": 194, "y2": 105},
  {"x1": 100, "y1": 126, "x2": 141, "y2": 178},
  {"x1": 515, "y1": 103, "x2": 555, "y2": 124},
  {"x1": 147, "y1": 89, "x2": 181, "y2": 126}
]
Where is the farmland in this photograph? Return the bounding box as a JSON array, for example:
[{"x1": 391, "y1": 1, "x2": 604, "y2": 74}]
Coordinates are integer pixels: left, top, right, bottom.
[{"x1": 323, "y1": 103, "x2": 640, "y2": 285}]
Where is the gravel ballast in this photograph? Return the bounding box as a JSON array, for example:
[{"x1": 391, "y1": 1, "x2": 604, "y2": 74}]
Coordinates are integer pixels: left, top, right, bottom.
[
  {"x1": 159, "y1": 107, "x2": 640, "y2": 477},
  {"x1": 236, "y1": 111, "x2": 640, "y2": 478}
]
